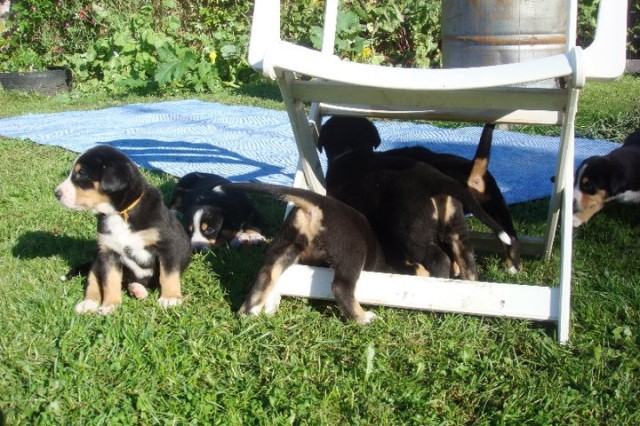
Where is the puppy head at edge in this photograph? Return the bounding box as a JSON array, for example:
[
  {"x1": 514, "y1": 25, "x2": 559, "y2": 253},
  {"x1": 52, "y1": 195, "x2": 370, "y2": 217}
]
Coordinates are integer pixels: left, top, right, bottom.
[{"x1": 573, "y1": 156, "x2": 624, "y2": 212}]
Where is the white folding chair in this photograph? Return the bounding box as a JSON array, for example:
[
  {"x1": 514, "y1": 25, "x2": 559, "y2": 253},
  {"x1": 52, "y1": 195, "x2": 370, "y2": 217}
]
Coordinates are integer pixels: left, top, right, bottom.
[{"x1": 247, "y1": 0, "x2": 627, "y2": 343}]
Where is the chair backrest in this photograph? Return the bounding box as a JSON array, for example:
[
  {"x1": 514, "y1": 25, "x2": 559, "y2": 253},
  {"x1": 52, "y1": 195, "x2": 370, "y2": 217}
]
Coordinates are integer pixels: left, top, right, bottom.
[
  {"x1": 318, "y1": 0, "x2": 579, "y2": 67},
  {"x1": 442, "y1": 0, "x2": 576, "y2": 69}
]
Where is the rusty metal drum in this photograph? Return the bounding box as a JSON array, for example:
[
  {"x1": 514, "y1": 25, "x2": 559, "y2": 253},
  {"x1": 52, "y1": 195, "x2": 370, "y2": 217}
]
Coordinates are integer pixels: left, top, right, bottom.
[{"x1": 442, "y1": 0, "x2": 569, "y2": 68}]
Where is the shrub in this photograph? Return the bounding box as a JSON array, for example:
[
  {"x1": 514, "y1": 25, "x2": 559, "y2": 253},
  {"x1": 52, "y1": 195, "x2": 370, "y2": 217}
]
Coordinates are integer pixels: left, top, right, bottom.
[{"x1": 0, "y1": 0, "x2": 636, "y2": 94}]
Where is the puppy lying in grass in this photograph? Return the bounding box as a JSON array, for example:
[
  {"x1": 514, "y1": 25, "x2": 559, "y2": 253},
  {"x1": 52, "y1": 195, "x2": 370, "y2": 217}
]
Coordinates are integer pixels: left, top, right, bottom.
[
  {"x1": 55, "y1": 145, "x2": 191, "y2": 314},
  {"x1": 168, "y1": 172, "x2": 266, "y2": 251}
]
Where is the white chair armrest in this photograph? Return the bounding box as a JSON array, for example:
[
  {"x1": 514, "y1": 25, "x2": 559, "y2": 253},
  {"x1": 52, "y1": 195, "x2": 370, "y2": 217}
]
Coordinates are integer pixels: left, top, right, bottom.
[{"x1": 265, "y1": 41, "x2": 578, "y2": 90}]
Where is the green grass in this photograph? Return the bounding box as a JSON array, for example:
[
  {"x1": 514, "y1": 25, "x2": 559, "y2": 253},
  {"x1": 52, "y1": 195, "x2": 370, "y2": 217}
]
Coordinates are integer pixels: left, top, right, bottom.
[{"x1": 1, "y1": 78, "x2": 639, "y2": 425}]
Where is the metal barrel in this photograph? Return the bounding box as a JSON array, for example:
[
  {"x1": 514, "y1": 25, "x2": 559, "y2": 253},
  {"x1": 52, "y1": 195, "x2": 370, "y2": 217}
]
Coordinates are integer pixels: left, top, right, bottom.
[{"x1": 442, "y1": 0, "x2": 569, "y2": 73}]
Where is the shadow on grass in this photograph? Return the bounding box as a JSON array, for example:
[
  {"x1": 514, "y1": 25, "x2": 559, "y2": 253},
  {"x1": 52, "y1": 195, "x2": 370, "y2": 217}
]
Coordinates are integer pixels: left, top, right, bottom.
[
  {"x1": 12, "y1": 231, "x2": 95, "y2": 264},
  {"x1": 12, "y1": 231, "x2": 95, "y2": 284}
]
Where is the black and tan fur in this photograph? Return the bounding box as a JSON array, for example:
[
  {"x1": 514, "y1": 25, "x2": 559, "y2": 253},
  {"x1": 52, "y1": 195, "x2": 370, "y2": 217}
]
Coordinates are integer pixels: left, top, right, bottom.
[
  {"x1": 573, "y1": 128, "x2": 640, "y2": 227},
  {"x1": 318, "y1": 116, "x2": 511, "y2": 280},
  {"x1": 168, "y1": 172, "x2": 265, "y2": 251},
  {"x1": 222, "y1": 182, "x2": 388, "y2": 324},
  {"x1": 55, "y1": 145, "x2": 191, "y2": 314},
  {"x1": 380, "y1": 123, "x2": 520, "y2": 272}
]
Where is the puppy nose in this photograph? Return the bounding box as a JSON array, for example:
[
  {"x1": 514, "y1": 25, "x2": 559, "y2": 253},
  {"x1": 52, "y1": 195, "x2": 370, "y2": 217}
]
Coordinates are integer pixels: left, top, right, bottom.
[
  {"x1": 54, "y1": 188, "x2": 62, "y2": 200},
  {"x1": 191, "y1": 243, "x2": 212, "y2": 253}
]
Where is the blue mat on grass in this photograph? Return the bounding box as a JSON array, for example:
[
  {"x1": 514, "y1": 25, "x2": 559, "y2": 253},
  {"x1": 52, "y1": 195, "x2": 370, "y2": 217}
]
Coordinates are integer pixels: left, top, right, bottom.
[{"x1": 0, "y1": 99, "x2": 618, "y2": 205}]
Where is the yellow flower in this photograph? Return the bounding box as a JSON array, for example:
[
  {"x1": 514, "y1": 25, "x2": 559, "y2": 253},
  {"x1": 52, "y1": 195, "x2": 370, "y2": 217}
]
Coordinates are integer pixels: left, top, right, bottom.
[
  {"x1": 361, "y1": 46, "x2": 373, "y2": 59},
  {"x1": 208, "y1": 51, "x2": 217, "y2": 63}
]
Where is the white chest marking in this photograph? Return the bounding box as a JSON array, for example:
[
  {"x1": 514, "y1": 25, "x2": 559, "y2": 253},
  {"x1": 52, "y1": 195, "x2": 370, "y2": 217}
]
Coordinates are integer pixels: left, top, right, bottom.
[
  {"x1": 573, "y1": 164, "x2": 587, "y2": 205},
  {"x1": 98, "y1": 215, "x2": 155, "y2": 278},
  {"x1": 190, "y1": 209, "x2": 210, "y2": 246}
]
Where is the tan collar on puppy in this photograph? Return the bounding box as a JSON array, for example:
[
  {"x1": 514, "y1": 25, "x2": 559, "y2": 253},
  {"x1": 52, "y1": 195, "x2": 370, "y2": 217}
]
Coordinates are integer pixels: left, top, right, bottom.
[{"x1": 120, "y1": 192, "x2": 144, "y2": 222}]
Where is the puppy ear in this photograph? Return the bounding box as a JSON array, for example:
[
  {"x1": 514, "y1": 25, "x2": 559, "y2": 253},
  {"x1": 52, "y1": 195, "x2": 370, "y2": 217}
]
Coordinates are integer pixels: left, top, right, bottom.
[
  {"x1": 363, "y1": 120, "x2": 382, "y2": 149},
  {"x1": 371, "y1": 130, "x2": 382, "y2": 149},
  {"x1": 100, "y1": 164, "x2": 128, "y2": 193},
  {"x1": 609, "y1": 167, "x2": 627, "y2": 195}
]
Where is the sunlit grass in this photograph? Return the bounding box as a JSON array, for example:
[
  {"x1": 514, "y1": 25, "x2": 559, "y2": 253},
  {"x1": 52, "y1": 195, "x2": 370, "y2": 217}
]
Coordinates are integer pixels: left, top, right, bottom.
[{"x1": 1, "y1": 79, "x2": 639, "y2": 424}]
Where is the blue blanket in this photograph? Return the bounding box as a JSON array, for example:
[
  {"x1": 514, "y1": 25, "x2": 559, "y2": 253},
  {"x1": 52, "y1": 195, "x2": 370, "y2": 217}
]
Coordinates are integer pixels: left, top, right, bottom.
[{"x1": 0, "y1": 99, "x2": 617, "y2": 204}]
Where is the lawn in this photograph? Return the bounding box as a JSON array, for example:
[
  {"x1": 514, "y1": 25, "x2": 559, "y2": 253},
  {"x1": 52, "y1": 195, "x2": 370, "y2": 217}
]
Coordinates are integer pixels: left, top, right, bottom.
[{"x1": 0, "y1": 77, "x2": 639, "y2": 424}]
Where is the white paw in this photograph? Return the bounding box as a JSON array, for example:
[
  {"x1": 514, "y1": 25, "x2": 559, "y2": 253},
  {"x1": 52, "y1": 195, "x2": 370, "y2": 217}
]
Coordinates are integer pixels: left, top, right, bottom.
[
  {"x1": 97, "y1": 305, "x2": 118, "y2": 315},
  {"x1": 244, "y1": 304, "x2": 263, "y2": 316},
  {"x1": 361, "y1": 311, "x2": 377, "y2": 324},
  {"x1": 507, "y1": 265, "x2": 519, "y2": 275},
  {"x1": 238, "y1": 302, "x2": 264, "y2": 316},
  {"x1": 263, "y1": 292, "x2": 282, "y2": 315},
  {"x1": 231, "y1": 232, "x2": 266, "y2": 247},
  {"x1": 158, "y1": 297, "x2": 182, "y2": 308},
  {"x1": 572, "y1": 215, "x2": 583, "y2": 228},
  {"x1": 128, "y1": 283, "x2": 149, "y2": 300},
  {"x1": 75, "y1": 299, "x2": 100, "y2": 314}
]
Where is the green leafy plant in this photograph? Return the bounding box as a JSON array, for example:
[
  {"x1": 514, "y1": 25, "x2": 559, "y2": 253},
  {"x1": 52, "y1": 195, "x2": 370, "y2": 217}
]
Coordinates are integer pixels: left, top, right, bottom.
[
  {"x1": 0, "y1": 0, "x2": 102, "y2": 72},
  {"x1": 1, "y1": 0, "x2": 637, "y2": 93},
  {"x1": 63, "y1": 5, "x2": 224, "y2": 94}
]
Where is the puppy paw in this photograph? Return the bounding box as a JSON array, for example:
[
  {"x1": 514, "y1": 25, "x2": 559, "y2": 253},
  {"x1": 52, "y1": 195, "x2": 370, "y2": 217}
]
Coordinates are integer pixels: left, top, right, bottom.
[
  {"x1": 572, "y1": 214, "x2": 583, "y2": 228},
  {"x1": 128, "y1": 283, "x2": 149, "y2": 300},
  {"x1": 231, "y1": 232, "x2": 266, "y2": 247},
  {"x1": 158, "y1": 297, "x2": 182, "y2": 308},
  {"x1": 507, "y1": 265, "x2": 519, "y2": 275},
  {"x1": 360, "y1": 311, "x2": 377, "y2": 324},
  {"x1": 97, "y1": 304, "x2": 118, "y2": 315},
  {"x1": 263, "y1": 292, "x2": 281, "y2": 315},
  {"x1": 238, "y1": 302, "x2": 263, "y2": 316},
  {"x1": 74, "y1": 299, "x2": 100, "y2": 314}
]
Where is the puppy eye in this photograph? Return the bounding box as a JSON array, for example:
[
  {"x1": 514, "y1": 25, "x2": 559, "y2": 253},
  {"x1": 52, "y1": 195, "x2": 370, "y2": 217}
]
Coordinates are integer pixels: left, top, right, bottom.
[
  {"x1": 582, "y1": 182, "x2": 595, "y2": 193},
  {"x1": 203, "y1": 227, "x2": 218, "y2": 236},
  {"x1": 76, "y1": 168, "x2": 89, "y2": 178}
]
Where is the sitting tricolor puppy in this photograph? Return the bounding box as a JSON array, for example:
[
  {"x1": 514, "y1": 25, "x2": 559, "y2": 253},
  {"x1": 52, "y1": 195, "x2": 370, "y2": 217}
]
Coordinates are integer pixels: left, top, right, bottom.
[
  {"x1": 573, "y1": 129, "x2": 640, "y2": 227},
  {"x1": 55, "y1": 145, "x2": 191, "y2": 314}
]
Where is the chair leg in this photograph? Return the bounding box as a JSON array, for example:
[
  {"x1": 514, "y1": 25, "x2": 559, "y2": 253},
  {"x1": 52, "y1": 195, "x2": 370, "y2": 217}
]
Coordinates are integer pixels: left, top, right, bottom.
[
  {"x1": 554, "y1": 88, "x2": 580, "y2": 344},
  {"x1": 277, "y1": 73, "x2": 326, "y2": 194}
]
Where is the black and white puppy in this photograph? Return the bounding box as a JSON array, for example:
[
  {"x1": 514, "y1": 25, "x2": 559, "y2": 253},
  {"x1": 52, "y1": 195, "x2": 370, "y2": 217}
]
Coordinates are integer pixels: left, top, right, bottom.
[
  {"x1": 168, "y1": 172, "x2": 265, "y2": 251},
  {"x1": 55, "y1": 145, "x2": 191, "y2": 315},
  {"x1": 222, "y1": 182, "x2": 389, "y2": 324},
  {"x1": 379, "y1": 123, "x2": 520, "y2": 273},
  {"x1": 573, "y1": 128, "x2": 640, "y2": 227},
  {"x1": 318, "y1": 116, "x2": 511, "y2": 281}
]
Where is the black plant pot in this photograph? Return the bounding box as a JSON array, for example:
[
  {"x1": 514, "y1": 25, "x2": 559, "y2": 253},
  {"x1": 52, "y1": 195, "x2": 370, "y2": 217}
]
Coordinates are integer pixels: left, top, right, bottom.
[{"x1": 0, "y1": 67, "x2": 72, "y2": 94}]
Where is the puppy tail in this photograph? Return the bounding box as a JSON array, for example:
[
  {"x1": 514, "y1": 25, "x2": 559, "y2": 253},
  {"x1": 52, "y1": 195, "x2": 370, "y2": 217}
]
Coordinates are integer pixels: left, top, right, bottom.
[
  {"x1": 474, "y1": 123, "x2": 495, "y2": 163},
  {"x1": 457, "y1": 189, "x2": 512, "y2": 246},
  {"x1": 467, "y1": 123, "x2": 495, "y2": 191},
  {"x1": 221, "y1": 182, "x2": 326, "y2": 207}
]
